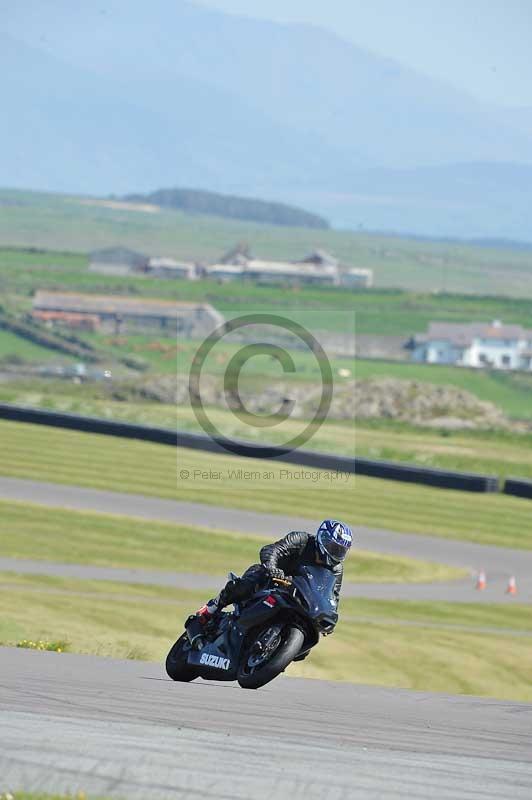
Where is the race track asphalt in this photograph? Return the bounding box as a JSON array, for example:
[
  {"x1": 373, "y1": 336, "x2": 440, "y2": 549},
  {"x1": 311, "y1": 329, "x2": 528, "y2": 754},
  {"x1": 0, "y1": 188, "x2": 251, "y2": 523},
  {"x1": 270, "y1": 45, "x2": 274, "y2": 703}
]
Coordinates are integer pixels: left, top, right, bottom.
[
  {"x1": 0, "y1": 476, "x2": 531, "y2": 602},
  {"x1": 1, "y1": 648, "x2": 531, "y2": 800}
]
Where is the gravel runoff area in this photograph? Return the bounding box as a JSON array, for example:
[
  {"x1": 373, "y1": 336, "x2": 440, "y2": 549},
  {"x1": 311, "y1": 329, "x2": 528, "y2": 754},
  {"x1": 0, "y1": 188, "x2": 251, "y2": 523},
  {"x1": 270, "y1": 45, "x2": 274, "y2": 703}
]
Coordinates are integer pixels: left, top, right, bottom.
[
  {"x1": 0, "y1": 476, "x2": 530, "y2": 603},
  {"x1": 1, "y1": 648, "x2": 531, "y2": 800}
]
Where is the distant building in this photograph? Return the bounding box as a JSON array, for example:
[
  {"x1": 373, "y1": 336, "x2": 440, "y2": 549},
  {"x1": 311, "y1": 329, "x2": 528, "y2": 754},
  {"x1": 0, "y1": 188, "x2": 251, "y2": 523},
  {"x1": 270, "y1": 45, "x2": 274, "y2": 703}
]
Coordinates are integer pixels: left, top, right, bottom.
[
  {"x1": 208, "y1": 245, "x2": 341, "y2": 287},
  {"x1": 206, "y1": 264, "x2": 245, "y2": 283},
  {"x1": 32, "y1": 291, "x2": 224, "y2": 337},
  {"x1": 207, "y1": 259, "x2": 339, "y2": 286},
  {"x1": 208, "y1": 244, "x2": 374, "y2": 288},
  {"x1": 218, "y1": 242, "x2": 252, "y2": 266},
  {"x1": 249, "y1": 259, "x2": 339, "y2": 286},
  {"x1": 340, "y1": 268, "x2": 373, "y2": 289},
  {"x1": 87, "y1": 243, "x2": 374, "y2": 289},
  {"x1": 32, "y1": 310, "x2": 100, "y2": 332},
  {"x1": 407, "y1": 320, "x2": 532, "y2": 370},
  {"x1": 147, "y1": 257, "x2": 197, "y2": 280},
  {"x1": 88, "y1": 247, "x2": 149, "y2": 276},
  {"x1": 296, "y1": 249, "x2": 339, "y2": 269}
]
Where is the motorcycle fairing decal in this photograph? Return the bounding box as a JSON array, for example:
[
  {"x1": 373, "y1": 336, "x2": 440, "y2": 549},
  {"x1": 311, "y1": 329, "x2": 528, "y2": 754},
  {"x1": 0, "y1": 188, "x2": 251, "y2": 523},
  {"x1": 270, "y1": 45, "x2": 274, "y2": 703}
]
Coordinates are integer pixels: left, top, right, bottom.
[
  {"x1": 263, "y1": 595, "x2": 277, "y2": 608},
  {"x1": 200, "y1": 652, "x2": 230, "y2": 670}
]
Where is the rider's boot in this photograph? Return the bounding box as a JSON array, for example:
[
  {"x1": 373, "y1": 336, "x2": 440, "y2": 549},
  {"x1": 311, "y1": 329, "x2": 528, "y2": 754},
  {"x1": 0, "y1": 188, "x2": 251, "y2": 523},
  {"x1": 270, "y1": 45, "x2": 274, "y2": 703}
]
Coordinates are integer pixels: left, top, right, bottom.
[
  {"x1": 195, "y1": 597, "x2": 221, "y2": 625},
  {"x1": 194, "y1": 578, "x2": 239, "y2": 625}
]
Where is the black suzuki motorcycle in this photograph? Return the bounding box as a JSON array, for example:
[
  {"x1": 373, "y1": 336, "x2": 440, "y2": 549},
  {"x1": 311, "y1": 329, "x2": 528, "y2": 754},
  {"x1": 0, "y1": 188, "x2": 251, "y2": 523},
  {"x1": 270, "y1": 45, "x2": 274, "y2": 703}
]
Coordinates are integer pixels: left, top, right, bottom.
[{"x1": 165, "y1": 564, "x2": 338, "y2": 689}]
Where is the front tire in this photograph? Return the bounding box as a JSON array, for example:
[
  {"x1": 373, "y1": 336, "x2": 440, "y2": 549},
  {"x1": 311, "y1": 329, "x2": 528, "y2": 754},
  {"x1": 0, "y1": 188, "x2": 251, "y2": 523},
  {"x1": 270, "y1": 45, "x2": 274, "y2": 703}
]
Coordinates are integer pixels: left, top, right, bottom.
[
  {"x1": 237, "y1": 625, "x2": 304, "y2": 690},
  {"x1": 165, "y1": 633, "x2": 199, "y2": 682}
]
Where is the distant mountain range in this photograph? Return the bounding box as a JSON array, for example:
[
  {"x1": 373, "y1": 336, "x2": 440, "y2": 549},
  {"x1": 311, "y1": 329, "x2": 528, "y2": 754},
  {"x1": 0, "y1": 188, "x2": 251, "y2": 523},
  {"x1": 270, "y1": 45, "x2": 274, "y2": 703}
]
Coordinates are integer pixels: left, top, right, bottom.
[{"x1": 2, "y1": 0, "x2": 532, "y2": 239}]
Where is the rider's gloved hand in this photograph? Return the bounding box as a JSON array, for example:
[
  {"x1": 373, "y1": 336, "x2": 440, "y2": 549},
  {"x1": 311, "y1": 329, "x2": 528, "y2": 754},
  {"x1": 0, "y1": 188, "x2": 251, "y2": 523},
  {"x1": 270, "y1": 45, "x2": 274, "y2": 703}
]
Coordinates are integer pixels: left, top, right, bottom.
[{"x1": 267, "y1": 567, "x2": 286, "y2": 582}]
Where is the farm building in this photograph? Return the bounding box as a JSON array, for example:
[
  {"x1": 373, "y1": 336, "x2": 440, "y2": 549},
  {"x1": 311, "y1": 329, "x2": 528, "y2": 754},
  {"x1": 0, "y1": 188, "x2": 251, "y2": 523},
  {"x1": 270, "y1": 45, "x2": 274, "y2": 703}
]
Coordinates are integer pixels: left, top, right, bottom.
[
  {"x1": 340, "y1": 268, "x2": 373, "y2": 288},
  {"x1": 32, "y1": 291, "x2": 224, "y2": 336},
  {"x1": 32, "y1": 310, "x2": 100, "y2": 332},
  {"x1": 146, "y1": 257, "x2": 197, "y2": 280},
  {"x1": 207, "y1": 244, "x2": 372, "y2": 288},
  {"x1": 207, "y1": 245, "x2": 340, "y2": 286},
  {"x1": 205, "y1": 264, "x2": 244, "y2": 282},
  {"x1": 88, "y1": 247, "x2": 149, "y2": 276},
  {"x1": 296, "y1": 249, "x2": 339, "y2": 268},
  {"x1": 87, "y1": 243, "x2": 373, "y2": 288},
  {"x1": 407, "y1": 320, "x2": 532, "y2": 370},
  {"x1": 207, "y1": 259, "x2": 339, "y2": 287}
]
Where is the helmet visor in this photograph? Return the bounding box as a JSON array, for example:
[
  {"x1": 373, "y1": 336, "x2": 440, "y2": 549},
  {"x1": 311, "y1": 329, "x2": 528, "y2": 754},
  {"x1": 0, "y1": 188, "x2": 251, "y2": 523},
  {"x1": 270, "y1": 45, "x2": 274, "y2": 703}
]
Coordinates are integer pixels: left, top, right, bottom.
[{"x1": 319, "y1": 536, "x2": 350, "y2": 563}]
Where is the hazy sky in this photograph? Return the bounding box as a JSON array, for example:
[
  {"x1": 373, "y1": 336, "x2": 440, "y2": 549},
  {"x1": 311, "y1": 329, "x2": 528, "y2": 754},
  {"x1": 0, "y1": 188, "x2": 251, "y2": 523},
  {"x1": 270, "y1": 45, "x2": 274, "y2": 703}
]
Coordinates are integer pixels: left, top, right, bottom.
[{"x1": 199, "y1": 0, "x2": 532, "y2": 106}]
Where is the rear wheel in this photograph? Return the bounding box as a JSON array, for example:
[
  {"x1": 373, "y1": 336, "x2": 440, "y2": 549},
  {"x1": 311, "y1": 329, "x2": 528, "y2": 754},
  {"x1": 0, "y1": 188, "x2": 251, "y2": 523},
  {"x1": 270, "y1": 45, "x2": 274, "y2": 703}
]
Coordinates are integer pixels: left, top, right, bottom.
[
  {"x1": 165, "y1": 633, "x2": 199, "y2": 682},
  {"x1": 237, "y1": 624, "x2": 304, "y2": 690}
]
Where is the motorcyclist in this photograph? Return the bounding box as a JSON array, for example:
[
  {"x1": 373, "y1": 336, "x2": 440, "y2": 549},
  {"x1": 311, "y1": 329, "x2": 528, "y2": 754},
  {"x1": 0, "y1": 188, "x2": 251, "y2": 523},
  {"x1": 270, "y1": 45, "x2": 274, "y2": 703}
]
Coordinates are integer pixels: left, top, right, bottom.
[{"x1": 195, "y1": 519, "x2": 353, "y2": 628}]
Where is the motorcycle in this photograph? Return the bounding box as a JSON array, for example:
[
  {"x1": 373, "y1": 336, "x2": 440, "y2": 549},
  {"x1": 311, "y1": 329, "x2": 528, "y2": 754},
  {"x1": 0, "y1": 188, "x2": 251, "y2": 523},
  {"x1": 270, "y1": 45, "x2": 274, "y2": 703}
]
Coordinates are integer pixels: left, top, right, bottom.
[{"x1": 165, "y1": 563, "x2": 338, "y2": 689}]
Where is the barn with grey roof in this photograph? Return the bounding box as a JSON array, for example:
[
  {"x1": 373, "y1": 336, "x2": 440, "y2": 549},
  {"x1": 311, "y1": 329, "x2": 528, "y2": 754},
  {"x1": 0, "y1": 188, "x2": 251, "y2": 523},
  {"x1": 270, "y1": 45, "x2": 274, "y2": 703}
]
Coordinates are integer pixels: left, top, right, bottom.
[{"x1": 32, "y1": 291, "x2": 224, "y2": 336}]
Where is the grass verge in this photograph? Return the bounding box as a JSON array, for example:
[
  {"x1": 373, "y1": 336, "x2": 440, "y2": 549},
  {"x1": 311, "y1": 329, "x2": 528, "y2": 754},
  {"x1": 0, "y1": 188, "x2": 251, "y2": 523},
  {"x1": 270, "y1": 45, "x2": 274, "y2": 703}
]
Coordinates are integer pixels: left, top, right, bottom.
[
  {"x1": 2, "y1": 380, "x2": 532, "y2": 479},
  {"x1": 1, "y1": 572, "x2": 531, "y2": 701},
  {"x1": 1, "y1": 420, "x2": 532, "y2": 549},
  {"x1": 0, "y1": 794, "x2": 107, "y2": 800},
  {"x1": 0, "y1": 499, "x2": 464, "y2": 584}
]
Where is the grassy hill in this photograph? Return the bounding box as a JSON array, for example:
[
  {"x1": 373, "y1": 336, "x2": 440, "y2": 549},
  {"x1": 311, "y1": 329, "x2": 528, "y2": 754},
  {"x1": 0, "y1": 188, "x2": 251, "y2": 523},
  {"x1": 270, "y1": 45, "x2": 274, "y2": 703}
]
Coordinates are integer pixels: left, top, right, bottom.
[
  {"x1": 123, "y1": 187, "x2": 329, "y2": 229},
  {"x1": 1, "y1": 188, "x2": 532, "y2": 296}
]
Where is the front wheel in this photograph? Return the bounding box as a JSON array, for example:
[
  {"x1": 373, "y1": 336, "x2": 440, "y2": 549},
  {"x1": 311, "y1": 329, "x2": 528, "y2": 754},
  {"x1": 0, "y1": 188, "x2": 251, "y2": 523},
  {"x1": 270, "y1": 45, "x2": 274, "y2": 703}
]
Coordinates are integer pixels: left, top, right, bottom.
[
  {"x1": 165, "y1": 633, "x2": 199, "y2": 682},
  {"x1": 237, "y1": 624, "x2": 304, "y2": 690}
]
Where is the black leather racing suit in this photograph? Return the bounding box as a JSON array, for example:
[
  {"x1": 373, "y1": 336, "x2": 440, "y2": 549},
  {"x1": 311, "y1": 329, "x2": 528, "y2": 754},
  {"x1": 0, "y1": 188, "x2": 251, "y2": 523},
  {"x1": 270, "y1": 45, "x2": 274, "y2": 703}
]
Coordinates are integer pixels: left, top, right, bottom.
[{"x1": 216, "y1": 531, "x2": 343, "y2": 613}]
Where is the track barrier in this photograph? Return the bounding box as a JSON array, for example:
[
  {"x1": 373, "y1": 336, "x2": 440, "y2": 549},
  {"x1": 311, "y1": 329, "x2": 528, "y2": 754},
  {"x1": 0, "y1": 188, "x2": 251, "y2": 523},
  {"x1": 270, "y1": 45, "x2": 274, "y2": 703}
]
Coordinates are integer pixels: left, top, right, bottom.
[
  {"x1": 504, "y1": 478, "x2": 532, "y2": 500},
  {"x1": 0, "y1": 402, "x2": 519, "y2": 496}
]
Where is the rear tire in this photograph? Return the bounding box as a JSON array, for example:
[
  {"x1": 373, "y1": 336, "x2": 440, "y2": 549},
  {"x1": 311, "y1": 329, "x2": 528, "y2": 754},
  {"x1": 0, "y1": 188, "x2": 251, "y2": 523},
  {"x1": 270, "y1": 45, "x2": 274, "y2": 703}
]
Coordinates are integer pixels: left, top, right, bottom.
[
  {"x1": 237, "y1": 625, "x2": 304, "y2": 690},
  {"x1": 165, "y1": 633, "x2": 199, "y2": 682}
]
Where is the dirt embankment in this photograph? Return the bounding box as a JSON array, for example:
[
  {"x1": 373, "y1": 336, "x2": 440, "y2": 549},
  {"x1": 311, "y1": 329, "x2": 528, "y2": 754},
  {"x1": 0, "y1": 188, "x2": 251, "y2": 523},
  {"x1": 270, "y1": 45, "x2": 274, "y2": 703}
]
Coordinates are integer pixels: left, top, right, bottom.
[{"x1": 131, "y1": 374, "x2": 514, "y2": 431}]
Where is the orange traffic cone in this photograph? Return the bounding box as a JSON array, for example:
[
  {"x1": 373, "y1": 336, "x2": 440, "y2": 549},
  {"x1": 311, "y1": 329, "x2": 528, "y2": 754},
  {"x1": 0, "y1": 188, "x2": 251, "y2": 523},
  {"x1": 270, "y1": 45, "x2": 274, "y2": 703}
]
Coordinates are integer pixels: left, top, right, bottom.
[
  {"x1": 506, "y1": 576, "x2": 517, "y2": 595},
  {"x1": 476, "y1": 570, "x2": 487, "y2": 590}
]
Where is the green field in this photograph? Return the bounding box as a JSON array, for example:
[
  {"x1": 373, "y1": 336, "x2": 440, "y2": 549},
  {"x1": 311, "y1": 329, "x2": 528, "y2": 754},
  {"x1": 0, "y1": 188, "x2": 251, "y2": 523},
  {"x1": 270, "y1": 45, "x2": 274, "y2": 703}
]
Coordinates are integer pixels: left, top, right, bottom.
[
  {"x1": 0, "y1": 330, "x2": 77, "y2": 364},
  {"x1": 0, "y1": 794, "x2": 102, "y2": 800},
  {"x1": 1, "y1": 187, "x2": 532, "y2": 297},
  {"x1": 1, "y1": 572, "x2": 531, "y2": 700},
  {"x1": 0, "y1": 499, "x2": 463, "y2": 584},
  {"x1": 1, "y1": 319, "x2": 532, "y2": 423},
  {"x1": 1, "y1": 377, "x2": 532, "y2": 480},
  {"x1": 2, "y1": 420, "x2": 531, "y2": 549},
  {"x1": 2, "y1": 244, "x2": 532, "y2": 336}
]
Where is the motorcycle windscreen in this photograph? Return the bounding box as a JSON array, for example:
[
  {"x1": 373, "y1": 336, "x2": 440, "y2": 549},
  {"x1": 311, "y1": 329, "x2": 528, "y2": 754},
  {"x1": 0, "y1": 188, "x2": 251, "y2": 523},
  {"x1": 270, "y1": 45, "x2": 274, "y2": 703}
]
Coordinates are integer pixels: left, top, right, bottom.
[{"x1": 292, "y1": 564, "x2": 338, "y2": 620}]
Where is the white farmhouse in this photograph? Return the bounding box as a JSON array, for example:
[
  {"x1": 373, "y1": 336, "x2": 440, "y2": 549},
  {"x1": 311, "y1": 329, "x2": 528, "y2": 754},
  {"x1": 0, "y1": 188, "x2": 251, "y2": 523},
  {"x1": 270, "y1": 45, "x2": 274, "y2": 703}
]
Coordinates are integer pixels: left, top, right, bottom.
[{"x1": 408, "y1": 321, "x2": 532, "y2": 371}]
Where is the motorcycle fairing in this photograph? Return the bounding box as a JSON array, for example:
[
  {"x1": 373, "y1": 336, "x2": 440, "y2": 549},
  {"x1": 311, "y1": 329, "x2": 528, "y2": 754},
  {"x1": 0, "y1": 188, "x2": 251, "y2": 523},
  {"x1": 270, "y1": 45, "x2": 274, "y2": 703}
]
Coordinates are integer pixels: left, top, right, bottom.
[
  {"x1": 292, "y1": 564, "x2": 339, "y2": 628},
  {"x1": 186, "y1": 616, "x2": 244, "y2": 680}
]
